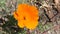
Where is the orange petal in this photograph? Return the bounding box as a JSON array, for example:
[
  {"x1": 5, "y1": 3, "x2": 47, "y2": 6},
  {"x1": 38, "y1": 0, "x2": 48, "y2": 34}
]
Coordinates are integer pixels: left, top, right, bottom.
[
  {"x1": 25, "y1": 20, "x2": 38, "y2": 30},
  {"x1": 13, "y1": 11, "x2": 18, "y2": 20},
  {"x1": 18, "y1": 20, "x2": 25, "y2": 28}
]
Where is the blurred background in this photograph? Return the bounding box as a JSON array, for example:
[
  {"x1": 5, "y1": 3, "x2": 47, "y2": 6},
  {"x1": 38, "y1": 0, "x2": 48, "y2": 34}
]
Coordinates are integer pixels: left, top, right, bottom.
[{"x1": 0, "y1": 0, "x2": 60, "y2": 34}]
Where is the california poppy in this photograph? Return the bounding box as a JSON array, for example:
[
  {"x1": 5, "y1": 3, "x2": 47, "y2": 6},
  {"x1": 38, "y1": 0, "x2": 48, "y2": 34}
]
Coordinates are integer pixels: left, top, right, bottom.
[{"x1": 13, "y1": 4, "x2": 39, "y2": 30}]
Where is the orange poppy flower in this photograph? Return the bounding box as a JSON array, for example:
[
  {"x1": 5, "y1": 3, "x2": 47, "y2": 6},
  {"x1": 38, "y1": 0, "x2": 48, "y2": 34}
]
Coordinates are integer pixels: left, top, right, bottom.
[{"x1": 13, "y1": 4, "x2": 39, "y2": 30}]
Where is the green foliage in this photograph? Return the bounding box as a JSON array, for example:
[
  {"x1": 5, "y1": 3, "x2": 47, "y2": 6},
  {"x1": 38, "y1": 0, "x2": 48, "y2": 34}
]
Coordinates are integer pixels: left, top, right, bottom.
[
  {"x1": 38, "y1": 23, "x2": 44, "y2": 32},
  {"x1": 0, "y1": 0, "x2": 6, "y2": 9},
  {"x1": 1, "y1": 15, "x2": 26, "y2": 34}
]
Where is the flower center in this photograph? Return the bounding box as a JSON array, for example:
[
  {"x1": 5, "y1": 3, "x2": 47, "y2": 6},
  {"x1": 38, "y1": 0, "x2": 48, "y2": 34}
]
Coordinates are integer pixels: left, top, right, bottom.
[{"x1": 23, "y1": 17, "x2": 26, "y2": 20}]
